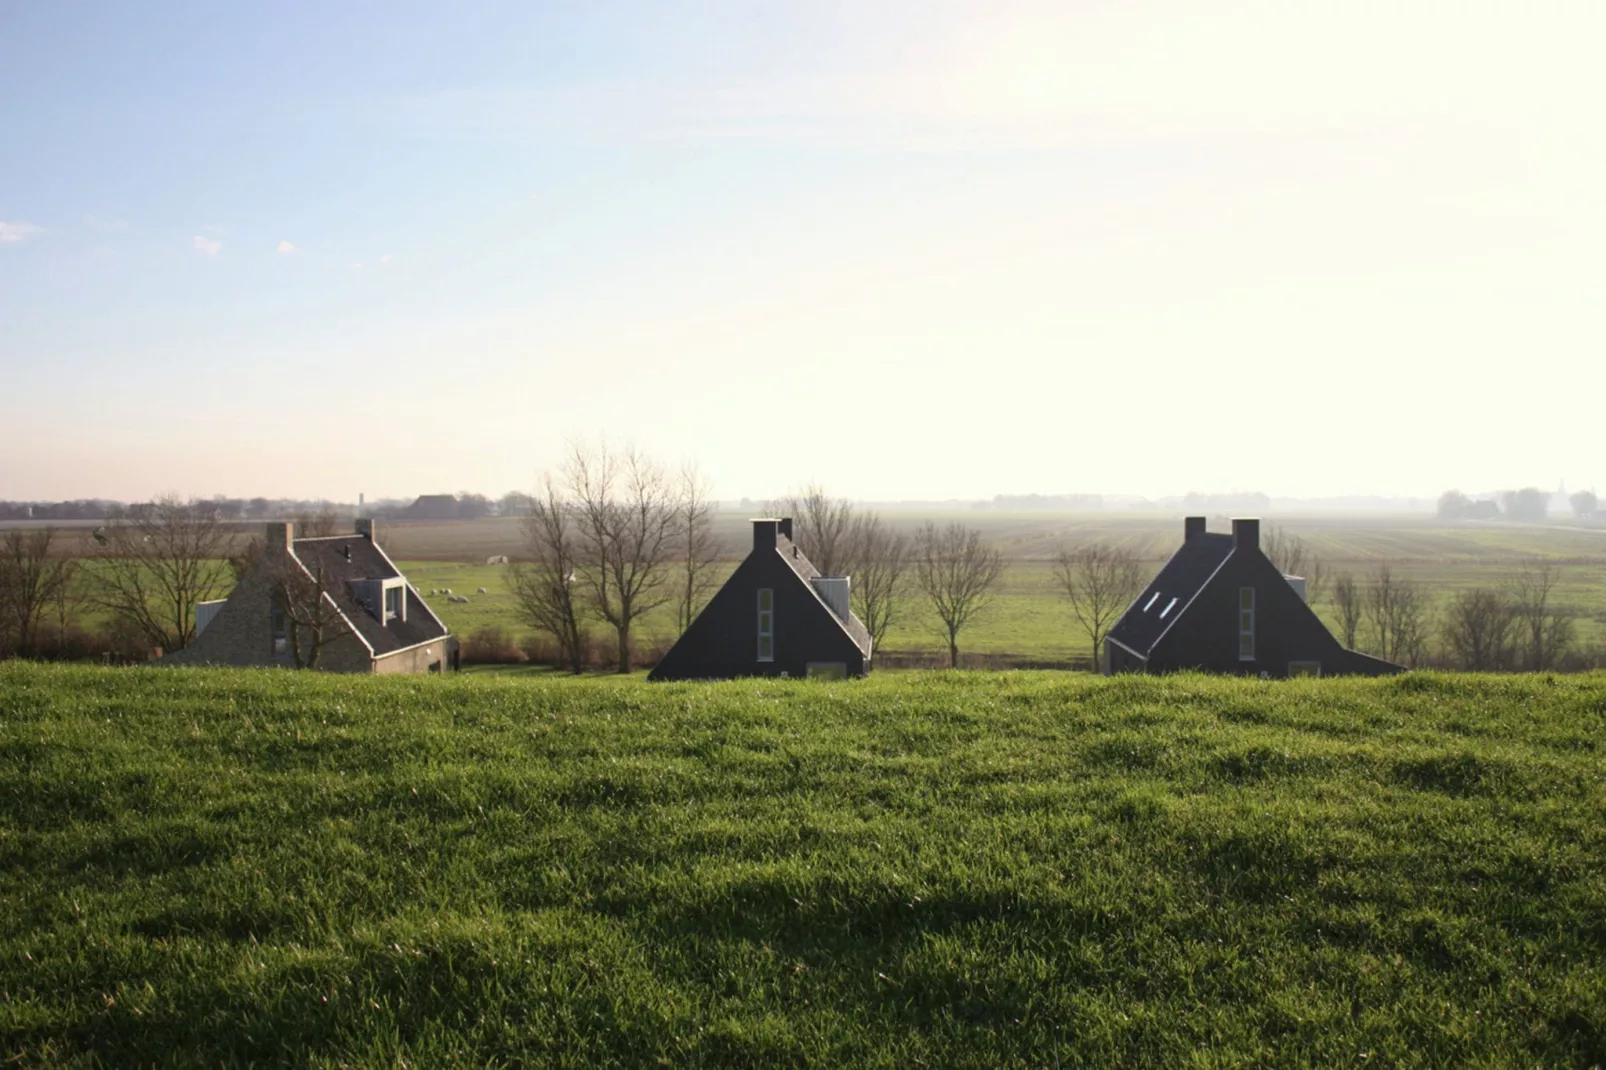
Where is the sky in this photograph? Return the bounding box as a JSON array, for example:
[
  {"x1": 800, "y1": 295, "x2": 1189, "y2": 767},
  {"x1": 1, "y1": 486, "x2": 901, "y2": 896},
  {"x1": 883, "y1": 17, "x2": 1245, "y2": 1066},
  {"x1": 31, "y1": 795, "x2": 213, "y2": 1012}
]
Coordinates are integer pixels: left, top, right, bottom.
[{"x1": 2, "y1": 0, "x2": 1602, "y2": 504}]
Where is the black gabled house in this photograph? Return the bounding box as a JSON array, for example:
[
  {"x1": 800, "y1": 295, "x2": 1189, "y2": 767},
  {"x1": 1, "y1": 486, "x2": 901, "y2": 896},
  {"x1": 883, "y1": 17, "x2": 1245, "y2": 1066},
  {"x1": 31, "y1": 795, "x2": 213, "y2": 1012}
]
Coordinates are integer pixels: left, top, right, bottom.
[
  {"x1": 1105, "y1": 516, "x2": 1401, "y2": 678},
  {"x1": 649, "y1": 518, "x2": 873, "y2": 681}
]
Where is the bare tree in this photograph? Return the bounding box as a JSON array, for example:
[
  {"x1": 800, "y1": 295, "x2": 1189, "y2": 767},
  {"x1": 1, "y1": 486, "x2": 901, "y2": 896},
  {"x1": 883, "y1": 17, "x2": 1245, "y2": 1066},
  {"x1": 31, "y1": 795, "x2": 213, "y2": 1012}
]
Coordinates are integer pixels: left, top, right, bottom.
[
  {"x1": 94, "y1": 496, "x2": 234, "y2": 654},
  {"x1": 566, "y1": 443, "x2": 678, "y2": 673},
  {"x1": 1052, "y1": 541, "x2": 1145, "y2": 667},
  {"x1": 776, "y1": 484, "x2": 856, "y2": 577},
  {"x1": 673, "y1": 463, "x2": 723, "y2": 636},
  {"x1": 1509, "y1": 561, "x2": 1576, "y2": 671},
  {"x1": 507, "y1": 476, "x2": 588, "y2": 674},
  {"x1": 0, "y1": 527, "x2": 75, "y2": 656},
  {"x1": 265, "y1": 555, "x2": 351, "y2": 670},
  {"x1": 1263, "y1": 524, "x2": 1327, "y2": 606},
  {"x1": 48, "y1": 559, "x2": 91, "y2": 657},
  {"x1": 1366, "y1": 565, "x2": 1430, "y2": 667},
  {"x1": 1440, "y1": 588, "x2": 1516, "y2": 670},
  {"x1": 912, "y1": 522, "x2": 1005, "y2": 668},
  {"x1": 1332, "y1": 572, "x2": 1365, "y2": 651},
  {"x1": 293, "y1": 508, "x2": 340, "y2": 538},
  {"x1": 847, "y1": 512, "x2": 908, "y2": 651}
]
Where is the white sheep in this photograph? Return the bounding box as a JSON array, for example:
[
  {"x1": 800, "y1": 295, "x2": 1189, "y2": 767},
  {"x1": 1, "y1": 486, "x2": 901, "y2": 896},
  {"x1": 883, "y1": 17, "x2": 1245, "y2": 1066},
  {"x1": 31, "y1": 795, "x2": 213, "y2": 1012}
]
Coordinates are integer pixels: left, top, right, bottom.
[{"x1": 476, "y1": 587, "x2": 488, "y2": 594}]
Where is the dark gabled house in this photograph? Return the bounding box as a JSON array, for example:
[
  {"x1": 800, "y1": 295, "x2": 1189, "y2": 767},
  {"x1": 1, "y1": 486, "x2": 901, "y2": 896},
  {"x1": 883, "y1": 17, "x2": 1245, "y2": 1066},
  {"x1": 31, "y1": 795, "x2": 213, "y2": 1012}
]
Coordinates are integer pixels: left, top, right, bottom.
[
  {"x1": 649, "y1": 518, "x2": 873, "y2": 681},
  {"x1": 1105, "y1": 516, "x2": 1401, "y2": 678}
]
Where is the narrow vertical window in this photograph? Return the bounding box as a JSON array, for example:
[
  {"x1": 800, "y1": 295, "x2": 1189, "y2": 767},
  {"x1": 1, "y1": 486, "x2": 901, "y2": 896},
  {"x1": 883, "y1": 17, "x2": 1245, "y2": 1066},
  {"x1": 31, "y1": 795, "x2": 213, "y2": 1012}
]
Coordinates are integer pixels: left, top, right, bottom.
[
  {"x1": 1238, "y1": 587, "x2": 1255, "y2": 660},
  {"x1": 757, "y1": 588, "x2": 774, "y2": 661},
  {"x1": 270, "y1": 602, "x2": 288, "y2": 657}
]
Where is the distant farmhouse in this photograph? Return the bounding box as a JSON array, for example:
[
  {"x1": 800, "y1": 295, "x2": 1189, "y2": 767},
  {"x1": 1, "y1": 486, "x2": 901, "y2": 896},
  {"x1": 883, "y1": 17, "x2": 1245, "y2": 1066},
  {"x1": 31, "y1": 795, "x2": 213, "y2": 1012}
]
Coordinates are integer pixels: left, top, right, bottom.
[
  {"x1": 650, "y1": 518, "x2": 873, "y2": 681},
  {"x1": 1105, "y1": 517, "x2": 1400, "y2": 678},
  {"x1": 167, "y1": 520, "x2": 458, "y2": 674},
  {"x1": 404, "y1": 494, "x2": 461, "y2": 520}
]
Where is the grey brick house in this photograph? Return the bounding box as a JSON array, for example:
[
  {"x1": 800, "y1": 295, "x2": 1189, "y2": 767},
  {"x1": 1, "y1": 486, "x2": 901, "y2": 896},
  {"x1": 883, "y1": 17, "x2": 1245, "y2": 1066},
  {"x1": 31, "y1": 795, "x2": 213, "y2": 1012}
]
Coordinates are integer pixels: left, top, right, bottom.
[{"x1": 166, "y1": 519, "x2": 458, "y2": 673}]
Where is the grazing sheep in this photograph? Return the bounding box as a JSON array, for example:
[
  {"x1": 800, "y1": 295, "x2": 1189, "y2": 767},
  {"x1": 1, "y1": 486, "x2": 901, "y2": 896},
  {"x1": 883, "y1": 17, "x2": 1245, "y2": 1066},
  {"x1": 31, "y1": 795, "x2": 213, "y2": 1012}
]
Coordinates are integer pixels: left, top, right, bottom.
[
  {"x1": 476, "y1": 587, "x2": 488, "y2": 594},
  {"x1": 485, "y1": 555, "x2": 509, "y2": 565},
  {"x1": 442, "y1": 588, "x2": 452, "y2": 596}
]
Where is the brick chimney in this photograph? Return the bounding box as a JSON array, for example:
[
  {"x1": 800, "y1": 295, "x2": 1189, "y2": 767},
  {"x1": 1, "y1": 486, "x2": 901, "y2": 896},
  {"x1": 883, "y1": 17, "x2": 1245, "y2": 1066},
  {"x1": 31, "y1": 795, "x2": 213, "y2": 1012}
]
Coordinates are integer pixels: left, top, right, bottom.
[
  {"x1": 1184, "y1": 516, "x2": 1206, "y2": 542},
  {"x1": 355, "y1": 518, "x2": 376, "y2": 542},
  {"x1": 266, "y1": 521, "x2": 293, "y2": 552},
  {"x1": 1232, "y1": 517, "x2": 1260, "y2": 551},
  {"x1": 752, "y1": 518, "x2": 779, "y2": 552}
]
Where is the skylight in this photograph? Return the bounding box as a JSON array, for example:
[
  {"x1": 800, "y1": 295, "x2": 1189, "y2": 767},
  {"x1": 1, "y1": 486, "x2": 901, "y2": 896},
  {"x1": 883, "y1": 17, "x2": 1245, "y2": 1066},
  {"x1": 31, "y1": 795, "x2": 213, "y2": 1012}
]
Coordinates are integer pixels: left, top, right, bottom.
[
  {"x1": 1143, "y1": 593, "x2": 1161, "y2": 612},
  {"x1": 1159, "y1": 597, "x2": 1179, "y2": 619}
]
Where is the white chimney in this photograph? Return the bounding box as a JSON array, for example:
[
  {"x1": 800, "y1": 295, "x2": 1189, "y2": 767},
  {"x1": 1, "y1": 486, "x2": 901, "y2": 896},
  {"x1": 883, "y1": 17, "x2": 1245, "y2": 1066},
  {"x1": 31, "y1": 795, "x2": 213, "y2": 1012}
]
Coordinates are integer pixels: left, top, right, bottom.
[{"x1": 811, "y1": 576, "x2": 851, "y2": 622}]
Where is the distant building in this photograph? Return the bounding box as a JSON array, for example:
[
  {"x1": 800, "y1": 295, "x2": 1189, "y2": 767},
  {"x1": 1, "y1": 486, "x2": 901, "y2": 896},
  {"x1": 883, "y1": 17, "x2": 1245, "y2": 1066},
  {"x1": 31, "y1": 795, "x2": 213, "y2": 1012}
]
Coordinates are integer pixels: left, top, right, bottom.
[
  {"x1": 649, "y1": 518, "x2": 873, "y2": 681},
  {"x1": 166, "y1": 520, "x2": 457, "y2": 674},
  {"x1": 1105, "y1": 517, "x2": 1401, "y2": 678},
  {"x1": 404, "y1": 494, "x2": 461, "y2": 520}
]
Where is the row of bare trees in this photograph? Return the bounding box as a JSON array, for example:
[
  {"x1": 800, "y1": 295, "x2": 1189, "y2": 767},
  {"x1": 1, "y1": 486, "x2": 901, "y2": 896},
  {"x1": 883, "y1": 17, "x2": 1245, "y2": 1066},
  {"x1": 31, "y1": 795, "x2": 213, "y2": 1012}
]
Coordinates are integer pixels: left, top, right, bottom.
[{"x1": 508, "y1": 445, "x2": 716, "y2": 673}]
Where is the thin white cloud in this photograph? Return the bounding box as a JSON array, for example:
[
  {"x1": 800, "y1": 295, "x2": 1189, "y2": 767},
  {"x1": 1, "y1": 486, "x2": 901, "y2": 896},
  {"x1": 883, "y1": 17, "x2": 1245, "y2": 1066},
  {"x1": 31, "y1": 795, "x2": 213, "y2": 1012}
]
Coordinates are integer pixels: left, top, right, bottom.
[
  {"x1": 83, "y1": 215, "x2": 130, "y2": 232},
  {"x1": 0, "y1": 221, "x2": 45, "y2": 244},
  {"x1": 277, "y1": 240, "x2": 298, "y2": 254},
  {"x1": 192, "y1": 235, "x2": 222, "y2": 256},
  {"x1": 349, "y1": 262, "x2": 364, "y2": 270},
  {"x1": 378, "y1": 253, "x2": 392, "y2": 265}
]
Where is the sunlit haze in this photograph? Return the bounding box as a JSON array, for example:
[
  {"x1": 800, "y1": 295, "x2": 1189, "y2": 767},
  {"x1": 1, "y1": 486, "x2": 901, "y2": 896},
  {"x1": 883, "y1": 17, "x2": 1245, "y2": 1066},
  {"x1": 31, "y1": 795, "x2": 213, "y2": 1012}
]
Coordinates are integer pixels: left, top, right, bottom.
[{"x1": 2, "y1": 1, "x2": 1601, "y2": 503}]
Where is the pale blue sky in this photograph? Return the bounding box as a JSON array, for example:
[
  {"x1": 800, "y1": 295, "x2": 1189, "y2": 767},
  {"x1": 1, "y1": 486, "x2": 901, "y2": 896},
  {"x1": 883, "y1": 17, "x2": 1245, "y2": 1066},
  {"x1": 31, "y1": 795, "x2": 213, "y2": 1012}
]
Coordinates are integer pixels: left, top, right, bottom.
[{"x1": 3, "y1": 1, "x2": 1602, "y2": 502}]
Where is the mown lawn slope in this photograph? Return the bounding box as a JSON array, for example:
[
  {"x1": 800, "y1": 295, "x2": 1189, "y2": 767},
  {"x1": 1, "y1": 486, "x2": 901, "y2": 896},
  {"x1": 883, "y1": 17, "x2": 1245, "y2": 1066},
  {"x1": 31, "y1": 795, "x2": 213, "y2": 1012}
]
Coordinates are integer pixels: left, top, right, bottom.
[{"x1": 2, "y1": 664, "x2": 1604, "y2": 1067}]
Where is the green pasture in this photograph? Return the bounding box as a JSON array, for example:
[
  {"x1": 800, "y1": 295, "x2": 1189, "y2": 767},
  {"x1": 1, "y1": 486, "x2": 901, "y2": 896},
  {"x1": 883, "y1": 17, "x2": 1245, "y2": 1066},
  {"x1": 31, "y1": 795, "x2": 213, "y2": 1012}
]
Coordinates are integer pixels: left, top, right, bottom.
[
  {"x1": 402, "y1": 551, "x2": 1606, "y2": 664},
  {"x1": 3, "y1": 663, "x2": 1604, "y2": 1065}
]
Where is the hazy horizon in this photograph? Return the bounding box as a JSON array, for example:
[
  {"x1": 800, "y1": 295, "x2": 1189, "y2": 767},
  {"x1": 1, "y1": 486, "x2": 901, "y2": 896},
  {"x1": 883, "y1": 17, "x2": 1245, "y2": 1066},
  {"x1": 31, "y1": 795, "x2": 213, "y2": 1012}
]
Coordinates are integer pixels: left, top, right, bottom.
[{"x1": 4, "y1": 1, "x2": 1602, "y2": 502}]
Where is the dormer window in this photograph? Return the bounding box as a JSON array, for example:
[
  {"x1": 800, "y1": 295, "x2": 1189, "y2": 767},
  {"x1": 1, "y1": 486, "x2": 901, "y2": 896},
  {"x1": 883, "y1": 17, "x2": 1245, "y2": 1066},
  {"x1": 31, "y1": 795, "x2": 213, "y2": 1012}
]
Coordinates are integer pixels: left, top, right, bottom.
[{"x1": 360, "y1": 577, "x2": 408, "y2": 624}]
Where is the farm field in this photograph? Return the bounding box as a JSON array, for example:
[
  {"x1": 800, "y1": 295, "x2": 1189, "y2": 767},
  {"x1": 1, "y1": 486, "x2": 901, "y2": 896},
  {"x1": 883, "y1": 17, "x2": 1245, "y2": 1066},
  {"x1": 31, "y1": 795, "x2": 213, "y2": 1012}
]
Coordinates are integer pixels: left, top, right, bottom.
[
  {"x1": 2, "y1": 663, "x2": 1604, "y2": 1065},
  {"x1": 8, "y1": 511, "x2": 1606, "y2": 663},
  {"x1": 393, "y1": 511, "x2": 1606, "y2": 662}
]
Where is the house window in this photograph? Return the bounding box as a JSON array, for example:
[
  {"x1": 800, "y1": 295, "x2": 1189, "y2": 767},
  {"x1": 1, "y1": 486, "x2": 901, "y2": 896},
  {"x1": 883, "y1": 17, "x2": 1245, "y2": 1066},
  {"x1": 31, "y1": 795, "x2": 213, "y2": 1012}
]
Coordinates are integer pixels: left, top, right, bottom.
[
  {"x1": 1238, "y1": 587, "x2": 1255, "y2": 660},
  {"x1": 757, "y1": 588, "x2": 774, "y2": 661},
  {"x1": 1143, "y1": 592, "x2": 1161, "y2": 612},
  {"x1": 384, "y1": 585, "x2": 402, "y2": 622},
  {"x1": 1159, "y1": 596, "x2": 1179, "y2": 619},
  {"x1": 270, "y1": 603, "x2": 288, "y2": 658}
]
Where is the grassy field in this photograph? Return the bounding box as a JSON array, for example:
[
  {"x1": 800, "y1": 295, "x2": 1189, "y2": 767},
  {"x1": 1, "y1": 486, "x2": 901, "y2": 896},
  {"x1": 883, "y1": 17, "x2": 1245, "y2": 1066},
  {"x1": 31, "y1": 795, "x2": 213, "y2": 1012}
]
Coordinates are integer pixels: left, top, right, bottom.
[
  {"x1": 399, "y1": 512, "x2": 1606, "y2": 662},
  {"x1": 10, "y1": 510, "x2": 1606, "y2": 663},
  {"x1": 3, "y1": 663, "x2": 1604, "y2": 1065}
]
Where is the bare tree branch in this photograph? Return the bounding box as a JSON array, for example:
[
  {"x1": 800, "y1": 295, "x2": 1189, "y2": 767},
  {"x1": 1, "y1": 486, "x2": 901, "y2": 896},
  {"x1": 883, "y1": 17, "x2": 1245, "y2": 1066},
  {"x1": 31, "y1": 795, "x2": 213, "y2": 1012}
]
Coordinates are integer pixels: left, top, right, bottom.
[
  {"x1": 0, "y1": 527, "x2": 75, "y2": 656},
  {"x1": 1053, "y1": 541, "x2": 1145, "y2": 667},
  {"x1": 507, "y1": 476, "x2": 588, "y2": 673},
  {"x1": 847, "y1": 513, "x2": 908, "y2": 652},
  {"x1": 776, "y1": 484, "x2": 856, "y2": 577},
  {"x1": 264, "y1": 555, "x2": 352, "y2": 670},
  {"x1": 912, "y1": 522, "x2": 1004, "y2": 668},
  {"x1": 1332, "y1": 572, "x2": 1365, "y2": 651},
  {"x1": 565, "y1": 442, "x2": 678, "y2": 673},
  {"x1": 93, "y1": 496, "x2": 233, "y2": 654},
  {"x1": 674, "y1": 463, "x2": 723, "y2": 636},
  {"x1": 1509, "y1": 560, "x2": 1575, "y2": 671}
]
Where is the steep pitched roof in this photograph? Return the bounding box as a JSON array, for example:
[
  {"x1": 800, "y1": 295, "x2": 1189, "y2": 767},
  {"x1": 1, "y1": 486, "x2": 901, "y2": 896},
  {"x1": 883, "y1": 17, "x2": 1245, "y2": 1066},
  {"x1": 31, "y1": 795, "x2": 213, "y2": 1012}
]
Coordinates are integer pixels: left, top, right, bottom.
[
  {"x1": 1105, "y1": 532, "x2": 1234, "y2": 659},
  {"x1": 289, "y1": 535, "x2": 450, "y2": 657},
  {"x1": 775, "y1": 532, "x2": 874, "y2": 657}
]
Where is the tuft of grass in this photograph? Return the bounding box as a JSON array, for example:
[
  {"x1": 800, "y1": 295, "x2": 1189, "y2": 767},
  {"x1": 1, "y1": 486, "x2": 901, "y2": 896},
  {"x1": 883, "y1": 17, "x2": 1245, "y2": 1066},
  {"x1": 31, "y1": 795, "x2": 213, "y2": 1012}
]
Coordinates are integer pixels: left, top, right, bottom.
[{"x1": 1, "y1": 664, "x2": 1604, "y2": 1066}]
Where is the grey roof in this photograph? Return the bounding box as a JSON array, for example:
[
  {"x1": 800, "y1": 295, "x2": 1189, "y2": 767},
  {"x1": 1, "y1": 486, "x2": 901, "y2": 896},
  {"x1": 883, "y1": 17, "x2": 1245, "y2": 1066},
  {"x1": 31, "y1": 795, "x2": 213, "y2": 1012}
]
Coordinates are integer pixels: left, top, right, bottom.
[
  {"x1": 290, "y1": 535, "x2": 450, "y2": 657},
  {"x1": 1105, "y1": 532, "x2": 1234, "y2": 659},
  {"x1": 776, "y1": 532, "x2": 874, "y2": 657}
]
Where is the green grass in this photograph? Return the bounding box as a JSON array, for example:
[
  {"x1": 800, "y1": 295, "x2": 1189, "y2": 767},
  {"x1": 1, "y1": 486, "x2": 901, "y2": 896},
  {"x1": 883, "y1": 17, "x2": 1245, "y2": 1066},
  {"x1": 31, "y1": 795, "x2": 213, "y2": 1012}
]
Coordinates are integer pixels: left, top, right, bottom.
[
  {"x1": 404, "y1": 552, "x2": 1606, "y2": 666},
  {"x1": 3, "y1": 664, "x2": 1605, "y2": 1066}
]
